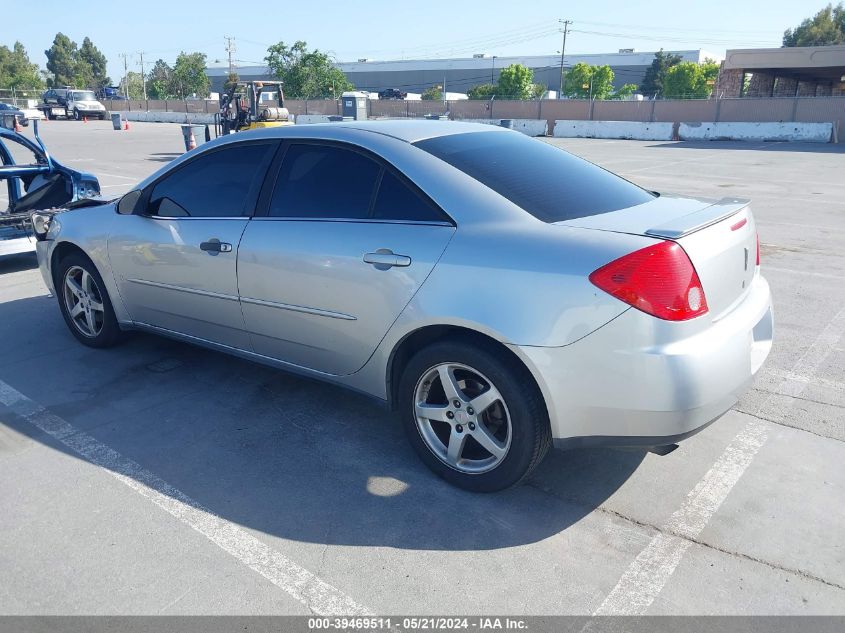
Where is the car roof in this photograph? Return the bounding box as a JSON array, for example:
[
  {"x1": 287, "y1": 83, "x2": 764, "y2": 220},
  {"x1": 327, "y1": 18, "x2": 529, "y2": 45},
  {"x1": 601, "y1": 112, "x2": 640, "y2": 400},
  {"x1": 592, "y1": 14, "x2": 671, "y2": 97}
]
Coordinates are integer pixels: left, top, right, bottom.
[{"x1": 246, "y1": 119, "x2": 509, "y2": 145}]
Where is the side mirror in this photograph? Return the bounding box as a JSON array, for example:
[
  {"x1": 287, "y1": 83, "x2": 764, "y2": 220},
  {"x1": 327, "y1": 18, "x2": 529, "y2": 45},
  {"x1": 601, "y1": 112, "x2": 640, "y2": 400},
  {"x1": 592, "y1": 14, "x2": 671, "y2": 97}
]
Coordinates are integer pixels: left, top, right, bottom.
[{"x1": 117, "y1": 190, "x2": 143, "y2": 215}]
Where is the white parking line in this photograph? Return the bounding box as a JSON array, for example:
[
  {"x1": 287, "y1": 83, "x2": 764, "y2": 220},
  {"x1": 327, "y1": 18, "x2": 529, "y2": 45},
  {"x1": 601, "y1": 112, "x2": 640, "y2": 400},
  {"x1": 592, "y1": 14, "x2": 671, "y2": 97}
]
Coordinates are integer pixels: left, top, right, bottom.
[
  {"x1": 594, "y1": 306, "x2": 845, "y2": 615},
  {"x1": 764, "y1": 266, "x2": 845, "y2": 281},
  {"x1": 0, "y1": 380, "x2": 372, "y2": 616}
]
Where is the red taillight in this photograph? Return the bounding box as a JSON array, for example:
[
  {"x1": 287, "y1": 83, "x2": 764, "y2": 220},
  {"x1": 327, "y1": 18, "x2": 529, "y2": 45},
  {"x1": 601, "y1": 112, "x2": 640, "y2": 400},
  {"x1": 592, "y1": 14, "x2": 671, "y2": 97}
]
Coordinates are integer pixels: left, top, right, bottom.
[
  {"x1": 589, "y1": 241, "x2": 708, "y2": 321},
  {"x1": 756, "y1": 232, "x2": 760, "y2": 266}
]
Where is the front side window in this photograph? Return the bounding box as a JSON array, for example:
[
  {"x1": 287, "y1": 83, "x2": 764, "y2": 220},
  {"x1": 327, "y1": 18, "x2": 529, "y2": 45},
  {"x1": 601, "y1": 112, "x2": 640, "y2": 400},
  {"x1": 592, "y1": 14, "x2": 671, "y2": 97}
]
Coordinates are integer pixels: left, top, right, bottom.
[
  {"x1": 269, "y1": 144, "x2": 380, "y2": 219},
  {"x1": 148, "y1": 143, "x2": 274, "y2": 218}
]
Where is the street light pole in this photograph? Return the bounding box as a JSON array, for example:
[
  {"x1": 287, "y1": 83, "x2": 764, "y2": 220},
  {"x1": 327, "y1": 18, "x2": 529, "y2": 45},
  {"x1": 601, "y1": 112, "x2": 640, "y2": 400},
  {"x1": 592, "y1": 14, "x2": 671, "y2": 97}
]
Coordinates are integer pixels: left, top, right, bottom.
[
  {"x1": 558, "y1": 19, "x2": 572, "y2": 98},
  {"x1": 491, "y1": 55, "x2": 497, "y2": 84}
]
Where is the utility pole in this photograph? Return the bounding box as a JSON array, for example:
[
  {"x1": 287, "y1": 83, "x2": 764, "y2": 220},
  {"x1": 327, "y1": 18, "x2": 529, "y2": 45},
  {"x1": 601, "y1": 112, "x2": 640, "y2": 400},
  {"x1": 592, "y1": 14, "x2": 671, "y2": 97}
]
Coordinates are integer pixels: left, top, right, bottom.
[
  {"x1": 558, "y1": 19, "x2": 572, "y2": 98},
  {"x1": 224, "y1": 36, "x2": 237, "y2": 77},
  {"x1": 119, "y1": 53, "x2": 130, "y2": 98},
  {"x1": 137, "y1": 51, "x2": 147, "y2": 100},
  {"x1": 491, "y1": 55, "x2": 497, "y2": 84}
]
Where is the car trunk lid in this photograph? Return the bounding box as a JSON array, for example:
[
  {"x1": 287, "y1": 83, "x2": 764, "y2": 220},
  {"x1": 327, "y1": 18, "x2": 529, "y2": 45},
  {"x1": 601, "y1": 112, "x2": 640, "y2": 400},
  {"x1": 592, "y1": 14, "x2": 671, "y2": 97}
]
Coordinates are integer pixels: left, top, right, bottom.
[{"x1": 558, "y1": 195, "x2": 758, "y2": 320}]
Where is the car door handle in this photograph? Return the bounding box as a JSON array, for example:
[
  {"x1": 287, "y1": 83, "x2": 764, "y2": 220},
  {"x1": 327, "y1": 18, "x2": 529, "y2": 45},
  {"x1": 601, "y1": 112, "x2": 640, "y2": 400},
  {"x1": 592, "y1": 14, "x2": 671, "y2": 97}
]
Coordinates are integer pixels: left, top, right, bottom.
[
  {"x1": 200, "y1": 240, "x2": 233, "y2": 254},
  {"x1": 363, "y1": 250, "x2": 412, "y2": 269}
]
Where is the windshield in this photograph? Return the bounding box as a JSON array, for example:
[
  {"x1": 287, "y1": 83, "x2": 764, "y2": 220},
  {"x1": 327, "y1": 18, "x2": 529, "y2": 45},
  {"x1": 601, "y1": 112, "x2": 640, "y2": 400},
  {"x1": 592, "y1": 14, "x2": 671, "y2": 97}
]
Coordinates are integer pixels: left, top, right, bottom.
[
  {"x1": 72, "y1": 91, "x2": 97, "y2": 101},
  {"x1": 414, "y1": 131, "x2": 655, "y2": 223}
]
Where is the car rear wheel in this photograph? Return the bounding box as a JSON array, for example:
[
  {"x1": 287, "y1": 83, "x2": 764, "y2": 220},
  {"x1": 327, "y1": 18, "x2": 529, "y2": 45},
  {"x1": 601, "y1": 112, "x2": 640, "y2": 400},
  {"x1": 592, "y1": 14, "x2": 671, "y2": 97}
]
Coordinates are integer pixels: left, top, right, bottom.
[
  {"x1": 398, "y1": 339, "x2": 551, "y2": 492},
  {"x1": 73, "y1": 108, "x2": 81, "y2": 121},
  {"x1": 56, "y1": 253, "x2": 124, "y2": 348}
]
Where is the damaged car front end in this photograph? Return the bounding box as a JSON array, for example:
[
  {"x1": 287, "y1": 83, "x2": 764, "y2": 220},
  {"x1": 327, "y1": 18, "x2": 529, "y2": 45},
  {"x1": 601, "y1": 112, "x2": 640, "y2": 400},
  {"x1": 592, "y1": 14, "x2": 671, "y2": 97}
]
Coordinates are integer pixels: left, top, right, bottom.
[{"x1": 0, "y1": 120, "x2": 101, "y2": 257}]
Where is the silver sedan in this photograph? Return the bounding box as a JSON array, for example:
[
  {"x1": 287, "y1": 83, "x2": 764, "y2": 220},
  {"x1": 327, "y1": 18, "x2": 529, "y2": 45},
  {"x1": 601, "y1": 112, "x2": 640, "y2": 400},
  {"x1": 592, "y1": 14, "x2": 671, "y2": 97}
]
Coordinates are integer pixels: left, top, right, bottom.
[{"x1": 33, "y1": 121, "x2": 773, "y2": 492}]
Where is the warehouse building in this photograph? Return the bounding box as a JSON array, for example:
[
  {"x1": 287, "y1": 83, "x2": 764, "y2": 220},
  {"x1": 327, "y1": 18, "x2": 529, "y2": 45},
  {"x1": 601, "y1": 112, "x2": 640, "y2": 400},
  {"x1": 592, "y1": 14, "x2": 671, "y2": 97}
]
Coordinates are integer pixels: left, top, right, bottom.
[
  {"x1": 715, "y1": 45, "x2": 845, "y2": 97},
  {"x1": 207, "y1": 49, "x2": 717, "y2": 95}
]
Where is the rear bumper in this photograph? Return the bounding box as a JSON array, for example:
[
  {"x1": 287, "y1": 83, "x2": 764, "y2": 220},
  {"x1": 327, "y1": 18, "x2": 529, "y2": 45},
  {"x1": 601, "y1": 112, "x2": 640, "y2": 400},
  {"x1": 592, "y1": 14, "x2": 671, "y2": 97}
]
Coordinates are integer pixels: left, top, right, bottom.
[{"x1": 513, "y1": 272, "x2": 773, "y2": 446}]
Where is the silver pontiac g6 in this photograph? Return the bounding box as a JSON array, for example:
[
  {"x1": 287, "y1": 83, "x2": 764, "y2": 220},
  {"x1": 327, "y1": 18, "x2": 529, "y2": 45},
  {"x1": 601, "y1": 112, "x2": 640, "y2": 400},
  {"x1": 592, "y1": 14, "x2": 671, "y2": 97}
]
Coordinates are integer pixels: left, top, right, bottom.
[{"x1": 34, "y1": 121, "x2": 773, "y2": 492}]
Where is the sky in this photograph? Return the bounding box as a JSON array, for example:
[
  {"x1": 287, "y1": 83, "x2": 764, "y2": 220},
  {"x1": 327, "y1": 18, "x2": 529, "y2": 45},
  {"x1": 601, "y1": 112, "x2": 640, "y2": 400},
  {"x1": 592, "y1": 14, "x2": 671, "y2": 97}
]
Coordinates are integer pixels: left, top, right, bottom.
[{"x1": 10, "y1": 0, "x2": 818, "y2": 86}]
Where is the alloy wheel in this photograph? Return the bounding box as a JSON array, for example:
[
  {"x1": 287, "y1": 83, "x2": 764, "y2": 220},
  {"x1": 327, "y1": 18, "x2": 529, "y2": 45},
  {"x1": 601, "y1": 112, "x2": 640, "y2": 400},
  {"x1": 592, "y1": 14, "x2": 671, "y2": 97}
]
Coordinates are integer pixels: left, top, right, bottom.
[
  {"x1": 413, "y1": 362, "x2": 512, "y2": 474},
  {"x1": 62, "y1": 266, "x2": 105, "y2": 338}
]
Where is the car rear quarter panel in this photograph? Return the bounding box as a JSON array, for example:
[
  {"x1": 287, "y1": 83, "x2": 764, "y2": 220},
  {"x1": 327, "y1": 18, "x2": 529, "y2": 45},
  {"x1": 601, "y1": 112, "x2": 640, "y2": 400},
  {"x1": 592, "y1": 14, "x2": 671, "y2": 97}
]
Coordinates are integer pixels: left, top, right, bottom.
[{"x1": 345, "y1": 220, "x2": 660, "y2": 400}]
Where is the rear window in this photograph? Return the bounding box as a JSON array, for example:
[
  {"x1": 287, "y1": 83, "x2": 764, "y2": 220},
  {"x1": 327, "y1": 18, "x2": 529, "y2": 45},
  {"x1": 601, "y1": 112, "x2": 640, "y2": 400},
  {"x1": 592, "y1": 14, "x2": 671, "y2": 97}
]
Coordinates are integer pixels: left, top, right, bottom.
[{"x1": 414, "y1": 131, "x2": 654, "y2": 222}]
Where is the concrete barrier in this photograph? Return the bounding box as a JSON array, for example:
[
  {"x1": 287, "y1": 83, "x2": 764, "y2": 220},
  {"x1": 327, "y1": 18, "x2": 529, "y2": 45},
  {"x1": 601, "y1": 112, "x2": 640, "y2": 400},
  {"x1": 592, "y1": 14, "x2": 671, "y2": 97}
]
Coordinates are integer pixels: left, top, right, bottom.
[
  {"x1": 455, "y1": 118, "x2": 548, "y2": 136},
  {"x1": 116, "y1": 111, "x2": 216, "y2": 125},
  {"x1": 294, "y1": 114, "x2": 333, "y2": 125},
  {"x1": 679, "y1": 122, "x2": 833, "y2": 143},
  {"x1": 553, "y1": 120, "x2": 674, "y2": 140}
]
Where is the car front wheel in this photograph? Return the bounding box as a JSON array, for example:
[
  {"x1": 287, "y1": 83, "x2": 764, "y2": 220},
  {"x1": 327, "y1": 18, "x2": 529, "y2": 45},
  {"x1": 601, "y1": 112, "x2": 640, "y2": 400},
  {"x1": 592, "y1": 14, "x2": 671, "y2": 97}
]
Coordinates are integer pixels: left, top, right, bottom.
[
  {"x1": 73, "y1": 108, "x2": 81, "y2": 120},
  {"x1": 55, "y1": 253, "x2": 124, "y2": 348},
  {"x1": 399, "y1": 339, "x2": 551, "y2": 492}
]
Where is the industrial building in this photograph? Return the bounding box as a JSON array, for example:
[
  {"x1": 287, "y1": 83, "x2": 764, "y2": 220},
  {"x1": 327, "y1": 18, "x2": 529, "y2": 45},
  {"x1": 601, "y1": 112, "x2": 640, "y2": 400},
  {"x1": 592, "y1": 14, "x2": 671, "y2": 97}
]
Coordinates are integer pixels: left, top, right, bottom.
[
  {"x1": 715, "y1": 45, "x2": 845, "y2": 97},
  {"x1": 207, "y1": 49, "x2": 717, "y2": 95}
]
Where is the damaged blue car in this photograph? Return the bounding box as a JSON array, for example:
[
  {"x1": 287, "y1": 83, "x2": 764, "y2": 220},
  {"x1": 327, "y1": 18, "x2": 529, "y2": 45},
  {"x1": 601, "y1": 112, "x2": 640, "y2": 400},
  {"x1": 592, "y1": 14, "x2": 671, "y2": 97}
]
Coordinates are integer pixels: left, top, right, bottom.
[{"x1": 1, "y1": 120, "x2": 100, "y2": 257}]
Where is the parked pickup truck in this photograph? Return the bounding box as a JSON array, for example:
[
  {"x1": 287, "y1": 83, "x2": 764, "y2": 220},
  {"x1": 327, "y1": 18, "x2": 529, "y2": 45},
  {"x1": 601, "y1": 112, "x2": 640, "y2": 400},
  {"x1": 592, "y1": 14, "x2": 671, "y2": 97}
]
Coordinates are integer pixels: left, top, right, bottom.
[
  {"x1": 36, "y1": 88, "x2": 108, "y2": 121},
  {"x1": 1, "y1": 120, "x2": 101, "y2": 257}
]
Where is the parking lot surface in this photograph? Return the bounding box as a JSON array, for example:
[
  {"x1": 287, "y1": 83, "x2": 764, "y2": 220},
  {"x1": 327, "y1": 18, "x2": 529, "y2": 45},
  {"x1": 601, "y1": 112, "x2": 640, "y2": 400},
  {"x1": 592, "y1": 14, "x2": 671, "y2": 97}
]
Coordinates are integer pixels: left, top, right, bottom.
[{"x1": 1, "y1": 120, "x2": 844, "y2": 615}]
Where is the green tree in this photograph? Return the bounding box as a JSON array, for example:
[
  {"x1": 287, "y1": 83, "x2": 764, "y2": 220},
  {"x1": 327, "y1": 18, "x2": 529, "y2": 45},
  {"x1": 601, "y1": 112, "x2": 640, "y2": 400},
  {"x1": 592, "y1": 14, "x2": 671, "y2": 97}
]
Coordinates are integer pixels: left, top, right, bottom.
[
  {"x1": 0, "y1": 42, "x2": 44, "y2": 90},
  {"x1": 223, "y1": 71, "x2": 240, "y2": 92},
  {"x1": 45, "y1": 33, "x2": 79, "y2": 87},
  {"x1": 531, "y1": 83, "x2": 548, "y2": 98},
  {"x1": 265, "y1": 40, "x2": 352, "y2": 99},
  {"x1": 421, "y1": 85, "x2": 442, "y2": 100},
  {"x1": 640, "y1": 49, "x2": 683, "y2": 98},
  {"x1": 663, "y1": 61, "x2": 720, "y2": 98},
  {"x1": 146, "y1": 59, "x2": 174, "y2": 99},
  {"x1": 78, "y1": 37, "x2": 109, "y2": 90},
  {"x1": 563, "y1": 63, "x2": 615, "y2": 99},
  {"x1": 171, "y1": 52, "x2": 210, "y2": 98},
  {"x1": 611, "y1": 83, "x2": 640, "y2": 100},
  {"x1": 496, "y1": 63, "x2": 535, "y2": 99},
  {"x1": 119, "y1": 71, "x2": 145, "y2": 99},
  {"x1": 784, "y1": 3, "x2": 845, "y2": 46},
  {"x1": 467, "y1": 83, "x2": 497, "y2": 99}
]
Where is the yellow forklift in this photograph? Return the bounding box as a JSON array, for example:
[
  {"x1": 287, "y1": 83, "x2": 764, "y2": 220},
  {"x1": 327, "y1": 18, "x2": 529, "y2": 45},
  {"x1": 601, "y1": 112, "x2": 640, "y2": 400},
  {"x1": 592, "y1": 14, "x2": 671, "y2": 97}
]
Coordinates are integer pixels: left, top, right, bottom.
[{"x1": 217, "y1": 80, "x2": 292, "y2": 135}]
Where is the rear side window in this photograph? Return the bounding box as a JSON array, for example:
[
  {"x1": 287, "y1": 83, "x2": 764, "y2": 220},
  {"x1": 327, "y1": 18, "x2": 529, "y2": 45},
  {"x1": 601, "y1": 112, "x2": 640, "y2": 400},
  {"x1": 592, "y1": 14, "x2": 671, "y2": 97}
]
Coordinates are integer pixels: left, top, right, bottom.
[
  {"x1": 148, "y1": 142, "x2": 273, "y2": 218},
  {"x1": 269, "y1": 144, "x2": 380, "y2": 219},
  {"x1": 414, "y1": 132, "x2": 654, "y2": 222},
  {"x1": 372, "y1": 170, "x2": 444, "y2": 222}
]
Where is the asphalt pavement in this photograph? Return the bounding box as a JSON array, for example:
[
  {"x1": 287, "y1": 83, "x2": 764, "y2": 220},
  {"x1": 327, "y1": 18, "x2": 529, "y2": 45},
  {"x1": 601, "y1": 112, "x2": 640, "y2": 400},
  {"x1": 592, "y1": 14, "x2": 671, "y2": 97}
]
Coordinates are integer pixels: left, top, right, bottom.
[{"x1": 0, "y1": 120, "x2": 843, "y2": 616}]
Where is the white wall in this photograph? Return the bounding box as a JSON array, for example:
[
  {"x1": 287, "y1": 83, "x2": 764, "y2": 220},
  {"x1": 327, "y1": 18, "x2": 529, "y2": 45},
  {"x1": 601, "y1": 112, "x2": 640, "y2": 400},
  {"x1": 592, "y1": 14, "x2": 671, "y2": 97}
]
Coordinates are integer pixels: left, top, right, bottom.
[
  {"x1": 679, "y1": 122, "x2": 833, "y2": 143},
  {"x1": 553, "y1": 120, "x2": 674, "y2": 140},
  {"x1": 456, "y1": 118, "x2": 548, "y2": 136}
]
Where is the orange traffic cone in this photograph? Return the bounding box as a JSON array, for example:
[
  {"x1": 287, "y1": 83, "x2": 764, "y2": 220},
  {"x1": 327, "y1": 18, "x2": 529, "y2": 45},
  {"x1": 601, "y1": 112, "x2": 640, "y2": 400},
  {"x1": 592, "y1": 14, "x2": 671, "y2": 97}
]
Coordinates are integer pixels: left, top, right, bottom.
[
  {"x1": 83, "y1": 116, "x2": 88, "y2": 123},
  {"x1": 123, "y1": 120, "x2": 129, "y2": 131},
  {"x1": 187, "y1": 130, "x2": 197, "y2": 151}
]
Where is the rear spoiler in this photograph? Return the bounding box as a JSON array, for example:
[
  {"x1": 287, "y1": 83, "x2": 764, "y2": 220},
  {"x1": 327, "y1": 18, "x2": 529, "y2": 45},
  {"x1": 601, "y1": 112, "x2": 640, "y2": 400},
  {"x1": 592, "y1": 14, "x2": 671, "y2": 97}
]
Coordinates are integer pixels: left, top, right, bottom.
[{"x1": 645, "y1": 198, "x2": 750, "y2": 239}]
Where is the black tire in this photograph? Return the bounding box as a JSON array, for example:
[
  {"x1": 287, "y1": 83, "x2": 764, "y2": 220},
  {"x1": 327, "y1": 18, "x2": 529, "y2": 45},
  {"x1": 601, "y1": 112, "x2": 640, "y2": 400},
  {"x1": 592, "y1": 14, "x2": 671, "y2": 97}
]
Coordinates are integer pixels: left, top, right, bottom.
[
  {"x1": 47, "y1": 112, "x2": 56, "y2": 121},
  {"x1": 73, "y1": 108, "x2": 80, "y2": 121},
  {"x1": 54, "y1": 252, "x2": 125, "y2": 348},
  {"x1": 398, "y1": 338, "x2": 551, "y2": 492}
]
